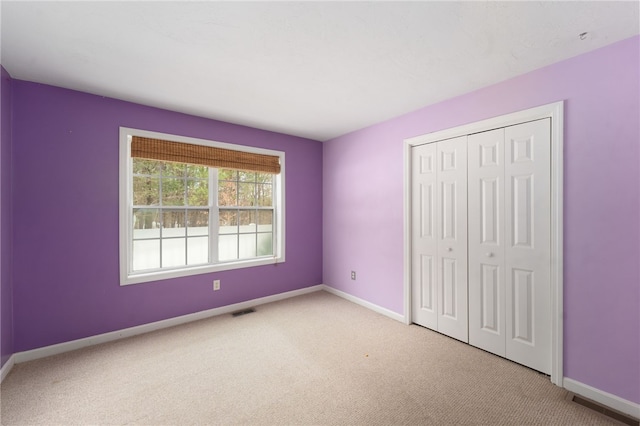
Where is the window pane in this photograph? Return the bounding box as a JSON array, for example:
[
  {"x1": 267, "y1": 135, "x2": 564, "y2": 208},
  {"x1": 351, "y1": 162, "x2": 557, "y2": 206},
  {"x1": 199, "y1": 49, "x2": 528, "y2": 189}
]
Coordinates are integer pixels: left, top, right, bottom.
[
  {"x1": 238, "y1": 182, "x2": 256, "y2": 206},
  {"x1": 239, "y1": 234, "x2": 256, "y2": 259},
  {"x1": 187, "y1": 210, "x2": 209, "y2": 236},
  {"x1": 133, "y1": 176, "x2": 159, "y2": 206},
  {"x1": 133, "y1": 209, "x2": 160, "y2": 238},
  {"x1": 187, "y1": 179, "x2": 208, "y2": 206},
  {"x1": 218, "y1": 234, "x2": 238, "y2": 261},
  {"x1": 187, "y1": 237, "x2": 208, "y2": 265},
  {"x1": 162, "y1": 178, "x2": 185, "y2": 206},
  {"x1": 256, "y1": 183, "x2": 272, "y2": 207},
  {"x1": 239, "y1": 171, "x2": 256, "y2": 182},
  {"x1": 218, "y1": 169, "x2": 236, "y2": 182},
  {"x1": 257, "y1": 233, "x2": 273, "y2": 256},
  {"x1": 162, "y1": 210, "x2": 186, "y2": 237},
  {"x1": 133, "y1": 159, "x2": 161, "y2": 176},
  {"x1": 239, "y1": 210, "x2": 256, "y2": 233},
  {"x1": 219, "y1": 210, "x2": 237, "y2": 234},
  {"x1": 255, "y1": 172, "x2": 272, "y2": 184},
  {"x1": 257, "y1": 210, "x2": 273, "y2": 232},
  {"x1": 186, "y1": 164, "x2": 208, "y2": 179},
  {"x1": 162, "y1": 238, "x2": 186, "y2": 268},
  {"x1": 162, "y1": 162, "x2": 186, "y2": 177},
  {"x1": 218, "y1": 180, "x2": 237, "y2": 206},
  {"x1": 133, "y1": 239, "x2": 160, "y2": 271}
]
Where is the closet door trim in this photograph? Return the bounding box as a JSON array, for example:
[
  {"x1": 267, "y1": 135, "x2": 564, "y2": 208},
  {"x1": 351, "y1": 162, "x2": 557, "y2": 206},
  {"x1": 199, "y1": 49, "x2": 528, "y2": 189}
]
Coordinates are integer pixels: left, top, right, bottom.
[{"x1": 403, "y1": 101, "x2": 564, "y2": 386}]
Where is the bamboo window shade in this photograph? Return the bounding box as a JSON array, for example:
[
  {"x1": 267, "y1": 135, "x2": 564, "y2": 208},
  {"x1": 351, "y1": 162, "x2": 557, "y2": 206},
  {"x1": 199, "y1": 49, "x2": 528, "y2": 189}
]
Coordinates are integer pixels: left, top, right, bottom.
[{"x1": 131, "y1": 136, "x2": 281, "y2": 174}]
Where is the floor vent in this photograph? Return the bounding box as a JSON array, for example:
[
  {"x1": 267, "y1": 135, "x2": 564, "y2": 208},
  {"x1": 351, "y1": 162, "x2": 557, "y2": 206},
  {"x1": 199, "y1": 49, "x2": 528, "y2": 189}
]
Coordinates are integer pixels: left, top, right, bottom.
[
  {"x1": 231, "y1": 308, "x2": 256, "y2": 317},
  {"x1": 569, "y1": 393, "x2": 639, "y2": 426}
]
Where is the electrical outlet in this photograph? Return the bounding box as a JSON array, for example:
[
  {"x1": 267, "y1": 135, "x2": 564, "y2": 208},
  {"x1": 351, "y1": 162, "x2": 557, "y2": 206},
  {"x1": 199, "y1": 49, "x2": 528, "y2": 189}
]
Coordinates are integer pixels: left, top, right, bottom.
[
  {"x1": 213, "y1": 280, "x2": 221, "y2": 291},
  {"x1": 351, "y1": 271, "x2": 356, "y2": 280}
]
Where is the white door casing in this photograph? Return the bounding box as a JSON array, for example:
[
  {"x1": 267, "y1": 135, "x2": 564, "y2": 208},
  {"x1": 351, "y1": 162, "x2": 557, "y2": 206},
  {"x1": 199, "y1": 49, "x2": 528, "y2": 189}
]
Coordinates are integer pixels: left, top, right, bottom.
[{"x1": 404, "y1": 101, "x2": 563, "y2": 385}]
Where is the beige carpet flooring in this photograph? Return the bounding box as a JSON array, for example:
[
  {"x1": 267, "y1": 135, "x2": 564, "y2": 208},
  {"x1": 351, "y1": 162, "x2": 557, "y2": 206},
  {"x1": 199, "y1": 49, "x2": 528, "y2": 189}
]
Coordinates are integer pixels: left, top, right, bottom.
[{"x1": 0, "y1": 290, "x2": 621, "y2": 425}]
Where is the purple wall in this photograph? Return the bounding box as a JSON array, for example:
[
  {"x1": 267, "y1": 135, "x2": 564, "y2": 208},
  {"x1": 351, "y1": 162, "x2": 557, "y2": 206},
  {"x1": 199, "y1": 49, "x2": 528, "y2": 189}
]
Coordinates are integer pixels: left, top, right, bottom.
[
  {"x1": 1, "y1": 67, "x2": 14, "y2": 367},
  {"x1": 11, "y1": 82, "x2": 323, "y2": 352},
  {"x1": 324, "y1": 35, "x2": 640, "y2": 404}
]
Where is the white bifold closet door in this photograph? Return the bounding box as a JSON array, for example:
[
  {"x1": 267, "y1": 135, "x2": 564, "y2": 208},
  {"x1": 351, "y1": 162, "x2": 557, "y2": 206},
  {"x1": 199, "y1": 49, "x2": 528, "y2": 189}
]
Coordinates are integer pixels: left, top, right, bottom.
[
  {"x1": 468, "y1": 118, "x2": 551, "y2": 374},
  {"x1": 411, "y1": 136, "x2": 468, "y2": 343}
]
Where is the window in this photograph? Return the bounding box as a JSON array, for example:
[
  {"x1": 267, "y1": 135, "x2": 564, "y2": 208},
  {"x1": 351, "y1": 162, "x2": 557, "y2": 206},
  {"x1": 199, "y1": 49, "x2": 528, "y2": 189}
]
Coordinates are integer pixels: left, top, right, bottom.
[
  {"x1": 120, "y1": 128, "x2": 285, "y2": 285},
  {"x1": 217, "y1": 170, "x2": 275, "y2": 261},
  {"x1": 131, "y1": 160, "x2": 211, "y2": 272}
]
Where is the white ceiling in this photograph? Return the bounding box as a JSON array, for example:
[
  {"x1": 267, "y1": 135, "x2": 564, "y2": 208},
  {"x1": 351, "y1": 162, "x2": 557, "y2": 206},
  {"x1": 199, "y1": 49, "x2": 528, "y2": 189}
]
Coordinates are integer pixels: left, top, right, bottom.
[{"x1": 1, "y1": 1, "x2": 638, "y2": 141}]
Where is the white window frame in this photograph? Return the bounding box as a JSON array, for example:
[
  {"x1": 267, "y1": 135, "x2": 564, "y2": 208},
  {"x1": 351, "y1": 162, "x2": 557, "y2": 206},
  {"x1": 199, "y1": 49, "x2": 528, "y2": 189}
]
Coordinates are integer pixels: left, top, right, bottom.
[{"x1": 119, "y1": 127, "x2": 286, "y2": 286}]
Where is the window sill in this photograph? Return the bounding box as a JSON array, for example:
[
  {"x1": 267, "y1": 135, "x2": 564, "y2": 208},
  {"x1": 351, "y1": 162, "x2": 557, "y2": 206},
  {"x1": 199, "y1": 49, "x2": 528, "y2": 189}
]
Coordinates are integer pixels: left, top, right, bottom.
[{"x1": 120, "y1": 256, "x2": 284, "y2": 286}]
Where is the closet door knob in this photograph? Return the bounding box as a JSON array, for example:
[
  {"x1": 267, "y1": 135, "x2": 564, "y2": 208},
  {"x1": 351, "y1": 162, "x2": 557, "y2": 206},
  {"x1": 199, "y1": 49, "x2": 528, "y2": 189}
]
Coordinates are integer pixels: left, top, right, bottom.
[
  {"x1": 447, "y1": 247, "x2": 453, "y2": 252},
  {"x1": 486, "y1": 252, "x2": 493, "y2": 257}
]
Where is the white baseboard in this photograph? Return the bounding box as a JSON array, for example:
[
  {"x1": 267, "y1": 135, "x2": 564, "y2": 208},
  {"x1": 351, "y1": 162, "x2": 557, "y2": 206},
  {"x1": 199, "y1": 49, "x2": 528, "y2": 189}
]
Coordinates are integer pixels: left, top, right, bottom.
[
  {"x1": 564, "y1": 377, "x2": 640, "y2": 419},
  {"x1": 6, "y1": 285, "x2": 639, "y2": 421},
  {"x1": 13, "y1": 284, "x2": 325, "y2": 365},
  {"x1": 0, "y1": 354, "x2": 15, "y2": 383},
  {"x1": 321, "y1": 285, "x2": 405, "y2": 323},
  {"x1": 4, "y1": 284, "x2": 399, "y2": 376}
]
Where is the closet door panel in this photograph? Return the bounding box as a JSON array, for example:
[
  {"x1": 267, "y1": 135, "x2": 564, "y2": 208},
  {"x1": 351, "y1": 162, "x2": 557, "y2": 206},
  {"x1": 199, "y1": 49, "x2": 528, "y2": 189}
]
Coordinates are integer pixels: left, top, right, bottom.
[
  {"x1": 504, "y1": 119, "x2": 551, "y2": 374},
  {"x1": 468, "y1": 128, "x2": 506, "y2": 356},
  {"x1": 436, "y1": 136, "x2": 468, "y2": 342},
  {"x1": 411, "y1": 115, "x2": 553, "y2": 377},
  {"x1": 411, "y1": 143, "x2": 438, "y2": 329}
]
